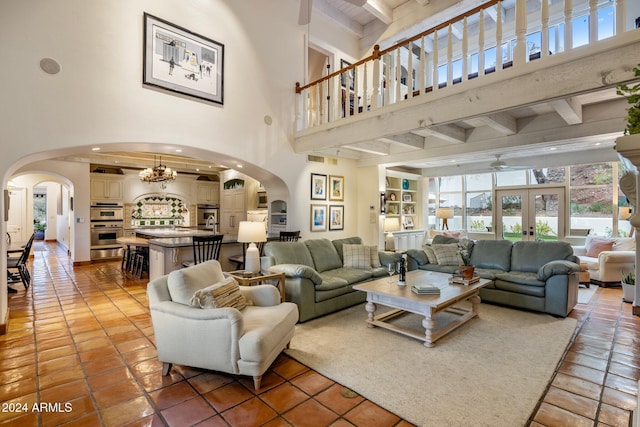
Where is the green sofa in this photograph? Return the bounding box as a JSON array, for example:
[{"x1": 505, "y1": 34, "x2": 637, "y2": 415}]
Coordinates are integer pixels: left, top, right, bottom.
[
  {"x1": 261, "y1": 237, "x2": 402, "y2": 322},
  {"x1": 405, "y1": 238, "x2": 581, "y2": 317}
]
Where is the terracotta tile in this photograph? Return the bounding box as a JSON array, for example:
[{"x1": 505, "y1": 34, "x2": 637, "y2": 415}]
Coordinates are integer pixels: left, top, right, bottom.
[
  {"x1": 187, "y1": 372, "x2": 235, "y2": 394},
  {"x1": 38, "y1": 354, "x2": 81, "y2": 375},
  {"x1": 271, "y1": 357, "x2": 309, "y2": 380},
  {"x1": 0, "y1": 392, "x2": 38, "y2": 423},
  {"x1": 543, "y1": 386, "x2": 598, "y2": 420},
  {"x1": 260, "y1": 382, "x2": 310, "y2": 413},
  {"x1": 558, "y1": 361, "x2": 606, "y2": 385},
  {"x1": 0, "y1": 365, "x2": 36, "y2": 385},
  {"x1": 100, "y1": 395, "x2": 155, "y2": 426},
  {"x1": 139, "y1": 369, "x2": 187, "y2": 393},
  {"x1": 40, "y1": 379, "x2": 90, "y2": 403},
  {"x1": 607, "y1": 361, "x2": 640, "y2": 381},
  {"x1": 597, "y1": 403, "x2": 631, "y2": 426},
  {"x1": 93, "y1": 379, "x2": 144, "y2": 409},
  {"x1": 551, "y1": 372, "x2": 603, "y2": 400},
  {"x1": 82, "y1": 354, "x2": 125, "y2": 376},
  {"x1": 204, "y1": 382, "x2": 253, "y2": 412},
  {"x1": 564, "y1": 351, "x2": 609, "y2": 371},
  {"x1": 601, "y1": 386, "x2": 638, "y2": 411},
  {"x1": 316, "y1": 384, "x2": 365, "y2": 415},
  {"x1": 290, "y1": 370, "x2": 335, "y2": 396},
  {"x1": 532, "y1": 402, "x2": 594, "y2": 427},
  {"x1": 610, "y1": 351, "x2": 640, "y2": 369},
  {"x1": 161, "y1": 397, "x2": 217, "y2": 426},
  {"x1": 238, "y1": 370, "x2": 285, "y2": 393},
  {"x1": 221, "y1": 396, "x2": 278, "y2": 426},
  {"x1": 87, "y1": 366, "x2": 135, "y2": 391},
  {"x1": 149, "y1": 381, "x2": 198, "y2": 410},
  {"x1": 604, "y1": 373, "x2": 638, "y2": 395},
  {"x1": 0, "y1": 377, "x2": 38, "y2": 401},
  {"x1": 343, "y1": 400, "x2": 400, "y2": 427},
  {"x1": 40, "y1": 395, "x2": 95, "y2": 427}
]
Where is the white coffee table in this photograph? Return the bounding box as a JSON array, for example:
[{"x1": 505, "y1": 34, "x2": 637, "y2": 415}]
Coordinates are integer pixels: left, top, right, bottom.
[{"x1": 353, "y1": 270, "x2": 491, "y2": 347}]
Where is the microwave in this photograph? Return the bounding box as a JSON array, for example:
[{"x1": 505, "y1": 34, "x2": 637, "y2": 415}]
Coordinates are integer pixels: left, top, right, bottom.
[{"x1": 257, "y1": 191, "x2": 267, "y2": 208}]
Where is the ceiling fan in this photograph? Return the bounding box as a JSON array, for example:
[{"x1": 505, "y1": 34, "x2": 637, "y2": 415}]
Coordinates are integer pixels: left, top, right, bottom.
[
  {"x1": 299, "y1": 0, "x2": 368, "y2": 25},
  {"x1": 490, "y1": 155, "x2": 534, "y2": 171}
]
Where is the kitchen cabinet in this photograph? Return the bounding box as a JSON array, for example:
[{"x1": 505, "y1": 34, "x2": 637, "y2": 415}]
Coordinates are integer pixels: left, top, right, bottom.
[
  {"x1": 91, "y1": 174, "x2": 123, "y2": 202},
  {"x1": 269, "y1": 200, "x2": 287, "y2": 236},
  {"x1": 220, "y1": 189, "x2": 245, "y2": 235},
  {"x1": 197, "y1": 182, "x2": 219, "y2": 204}
]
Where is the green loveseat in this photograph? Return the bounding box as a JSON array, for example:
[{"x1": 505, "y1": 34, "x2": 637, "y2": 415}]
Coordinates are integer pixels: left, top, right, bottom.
[
  {"x1": 261, "y1": 237, "x2": 402, "y2": 322},
  {"x1": 405, "y1": 238, "x2": 581, "y2": 317}
]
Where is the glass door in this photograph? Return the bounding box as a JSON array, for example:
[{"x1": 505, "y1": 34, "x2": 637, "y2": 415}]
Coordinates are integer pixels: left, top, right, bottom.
[{"x1": 495, "y1": 188, "x2": 564, "y2": 241}]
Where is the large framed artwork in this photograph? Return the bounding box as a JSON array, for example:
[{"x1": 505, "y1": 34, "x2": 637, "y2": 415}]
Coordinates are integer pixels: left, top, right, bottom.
[
  {"x1": 329, "y1": 205, "x2": 344, "y2": 230},
  {"x1": 310, "y1": 173, "x2": 327, "y2": 200},
  {"x1": 143, "y1": 13, "x2": 224, "y2": 105},
  {"x1": 329, "y1": 175, "x2": 344, "y2": 201},
  {"x1": 310, "y1": 204, "x2": 327, "y2": 232}
]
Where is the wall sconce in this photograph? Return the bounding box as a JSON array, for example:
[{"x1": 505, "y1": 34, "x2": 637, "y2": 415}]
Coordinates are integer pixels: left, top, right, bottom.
[{"x1": 380, "y1": 193, "x2": 386, "y2": 214}]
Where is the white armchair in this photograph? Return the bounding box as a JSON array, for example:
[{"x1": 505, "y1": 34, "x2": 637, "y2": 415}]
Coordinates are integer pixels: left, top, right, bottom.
[
  {"x1": 147, "y1": 260, "x2": 299, "y2": 390},
  {"x1": 573, "y1": 237, "x2": 636, "y2": 287}
]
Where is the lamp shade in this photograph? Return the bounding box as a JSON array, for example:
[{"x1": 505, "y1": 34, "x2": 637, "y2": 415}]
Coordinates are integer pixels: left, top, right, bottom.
[
  {"x1": 383, "y1": 217, "x2": 400, "y2": 232},
  {"x1": 436, "y1": 208, "x2": 454, "y2": 219},
  {"x1": 619, "y1": 206, "x2": 633, "y2": 221},
  {"x1": 237, "y1": 221, "x2": 267, "y2": 243}
]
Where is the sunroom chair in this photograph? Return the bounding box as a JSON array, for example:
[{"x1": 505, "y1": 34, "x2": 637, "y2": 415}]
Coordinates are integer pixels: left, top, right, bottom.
[{"x1": 147, "y1": 260, "x2": 299, "y2": 390}]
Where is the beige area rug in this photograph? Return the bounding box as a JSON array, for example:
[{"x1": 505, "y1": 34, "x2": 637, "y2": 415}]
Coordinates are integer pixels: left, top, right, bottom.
[
  {"x1": 578, "y1": 285, "x2": 598, "y2": 304},
  {"x1": 285, "y1": 302, "x2": 577, "y2": 427}
]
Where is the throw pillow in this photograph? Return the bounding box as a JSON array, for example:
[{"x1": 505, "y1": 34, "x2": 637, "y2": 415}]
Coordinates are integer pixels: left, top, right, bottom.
[
  {"x1": 585, "y1": 235, "x2": 615, "y2": 257},
  {"x1": 368, "y1": 245, "x2": 382, "y2": 268},
  {"x1": 614, "y1": 238, "x2": 635, "y2": 251},
  {"x1": 423, "y1": 245, "x2": 438, "y2": 264},
  {"x1": 189, "y1": 277, "x2": 247, "y2": 310},
  {"x1": 432, "y1": 243, "x2": 464, "y2": 266},
  {"x1": 167, "y1": 260, "x2": 226, "y2": 305},
  {"x1": 343, "y1": 244, "x2": 371, "y2": 269}
]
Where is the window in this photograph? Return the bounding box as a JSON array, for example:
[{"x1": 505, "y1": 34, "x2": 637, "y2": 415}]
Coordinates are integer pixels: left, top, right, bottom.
[{"x1": 569, "y1": 163, "x2": 614, "y2": 236}]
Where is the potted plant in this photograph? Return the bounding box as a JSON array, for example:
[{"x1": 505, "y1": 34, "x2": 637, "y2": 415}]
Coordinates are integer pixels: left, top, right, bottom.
[
  {"x1": 621, "y1": 270, "x2": 635, "y2": 303},
  {"x1": 457, "y1": 238, "x2": 475, "y2": 280}
]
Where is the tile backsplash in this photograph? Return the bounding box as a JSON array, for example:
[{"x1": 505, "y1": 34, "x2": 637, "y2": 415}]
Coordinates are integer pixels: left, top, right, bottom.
[{"x1": 131, "y1": 196, "x2": 189, "y2": 226}]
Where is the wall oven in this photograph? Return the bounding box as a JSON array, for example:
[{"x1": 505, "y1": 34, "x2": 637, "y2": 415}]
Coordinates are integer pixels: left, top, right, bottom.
[
  {"x1": 90, "y1": 221, "x2": 123, "y2": 246},
  {"x1": 197, "y1": 204, "x2": 219, "y2": 232},
  {"x1": 90, "y1": 204, "x2": 123, "y2": 221}
]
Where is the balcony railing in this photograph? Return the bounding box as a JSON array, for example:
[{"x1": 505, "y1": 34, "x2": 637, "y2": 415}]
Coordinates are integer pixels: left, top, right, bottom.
[{"x1": 295, "y1": 0, "x2": 635, "y2": 132}]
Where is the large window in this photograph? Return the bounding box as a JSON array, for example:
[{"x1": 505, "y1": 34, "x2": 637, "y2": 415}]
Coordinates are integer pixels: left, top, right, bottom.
[{"x1": 429, "y1": 162, "x2": 623, "y2": 237}]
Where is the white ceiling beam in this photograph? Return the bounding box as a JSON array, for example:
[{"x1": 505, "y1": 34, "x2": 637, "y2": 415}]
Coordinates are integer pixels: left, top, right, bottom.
[
  {"x1": 484, "y1": 4, "x2": 505, "y2": 23},
  {"x1": 314, "y1": 0, "x2": 364, "y2": 38},
  {"x1": 364, "y1": 0, "x2": 393, "y2": 25},
  {"x1": 378, "y1": 133, "x2": 425, "y2": 149},
  {"x1": 415, "y1": 0, "x2": 430, "y2": 5},
  {"x1": 418, "y1": 124, "x2": 466, "y2": 143},
  {"x1": 343, "y1": 140, "x2": 390, "y2": 155},
  {"x1": 478, "y1": 112, "x2": 517, "y2": 135},
  {"x1": 549, "y1": 97, "x2": 583, "y2": 125}
]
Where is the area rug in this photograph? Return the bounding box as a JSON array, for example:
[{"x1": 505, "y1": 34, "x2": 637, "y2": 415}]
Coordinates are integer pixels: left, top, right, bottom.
[
  {"x1": 578, "y1": 285, "x2": 598, "y2": 304},
  {"x1": 285, "y1": 302, "x2": 577, "y2": 427}
]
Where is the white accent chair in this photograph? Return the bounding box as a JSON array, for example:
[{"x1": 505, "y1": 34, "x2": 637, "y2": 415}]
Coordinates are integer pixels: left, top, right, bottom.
[
  {"x1": 573, "y1": 237, "x2": 636, "y2": 287},
  {"x1": 147, "y1": 260, "x2": 299, "y2": 390}
]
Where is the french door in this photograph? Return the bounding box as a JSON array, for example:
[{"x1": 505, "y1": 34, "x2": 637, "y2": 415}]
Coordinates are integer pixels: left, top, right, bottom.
[{"x1": 495, "y1": 188, "x2": 565, "y2": 242}]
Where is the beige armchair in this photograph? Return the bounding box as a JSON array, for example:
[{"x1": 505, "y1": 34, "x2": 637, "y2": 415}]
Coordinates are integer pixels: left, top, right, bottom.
[
  {"x1": 573, "y1": 237, "x2": 636, "y2": 287},
  {"x1": 147, "y1": 260, "x2": 299, "y2": 390}
]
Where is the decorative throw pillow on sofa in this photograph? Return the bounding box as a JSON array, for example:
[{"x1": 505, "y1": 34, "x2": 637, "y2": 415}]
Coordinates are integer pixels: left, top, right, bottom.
[
  {"x1": 585, "y1": 235, "x2": 615, "y2": 257},
  {"x1": 368, "y1": 245, "x2": 382, "y2": 268},
  {"x1": 432, "y1": 243, "x2": 463, "y2": 266},
  {"x1": 343, "y1": 244, "x2": 372, "y2": 269},
  {"x1": 423, "y1": 245, "x2": 438, "y2": 264},
  {"x1": 189, "y1": 277, "x2": 247, "y2": 310}
]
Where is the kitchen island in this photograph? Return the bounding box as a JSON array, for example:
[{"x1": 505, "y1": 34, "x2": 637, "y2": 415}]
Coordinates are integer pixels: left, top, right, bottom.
[{"x1": 134, "y1": 228, "x2": 242, "y2": 280}]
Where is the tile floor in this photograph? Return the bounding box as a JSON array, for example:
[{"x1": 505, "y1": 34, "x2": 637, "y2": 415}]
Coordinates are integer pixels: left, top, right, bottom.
[{"x1": 0, "y1": 241, "x2": 637, "y2": 426}]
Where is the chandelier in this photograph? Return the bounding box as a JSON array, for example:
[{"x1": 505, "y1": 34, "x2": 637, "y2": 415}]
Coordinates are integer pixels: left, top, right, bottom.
[{"x1": 139, "y1": 156, "x2": 177, "y2": 189}]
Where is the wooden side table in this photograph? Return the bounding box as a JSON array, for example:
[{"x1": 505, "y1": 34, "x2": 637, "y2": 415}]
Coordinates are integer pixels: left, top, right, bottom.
[{"x1": 227, "y1": 270, "x2": 286, "y2": 301}]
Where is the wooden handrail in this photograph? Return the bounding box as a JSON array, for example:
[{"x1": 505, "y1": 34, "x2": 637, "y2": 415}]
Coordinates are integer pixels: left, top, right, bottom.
[{"x1": 295, "y1": 0, "x2": 502, "y2": 93}]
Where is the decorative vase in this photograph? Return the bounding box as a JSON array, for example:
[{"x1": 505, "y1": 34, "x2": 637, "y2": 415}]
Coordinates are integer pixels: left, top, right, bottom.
[
  {"x1": 622, "y1": 282, "x2": 635, "y2": 303},
  {"x1": 460, "y1": 265, "x2": 475, "y2": 280}
]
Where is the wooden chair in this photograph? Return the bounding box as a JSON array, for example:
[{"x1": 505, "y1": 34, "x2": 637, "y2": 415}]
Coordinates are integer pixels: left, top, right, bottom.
[
  {"x1": 7, "y1": 232, "x2": 36, "y2": 289},
  {"x1": 279, "y1": 231, "x2": 300, "y2": 242},
  {"x1": 228, "y1": 241, "x2": 266, "y2": 271},
  {"x1": 183, "y1": 234, "x2": 224, "y2": 268}
]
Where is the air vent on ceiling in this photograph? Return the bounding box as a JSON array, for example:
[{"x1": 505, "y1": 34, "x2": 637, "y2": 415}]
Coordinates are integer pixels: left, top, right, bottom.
[
  {"x1": 307, "y1": 154, "x2": 325, "y2": 163},
  {"x1": 326, "y1": 157, "x2": 338, "y2": 166},
  {"x1": 90, "y1": 165, "x2": 124, "y2": 174}
]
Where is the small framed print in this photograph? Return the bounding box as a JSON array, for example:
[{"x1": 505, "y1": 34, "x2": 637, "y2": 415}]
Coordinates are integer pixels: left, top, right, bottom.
[
  {"x1": 310, "y1": 173, "x2": 327, "y2": 200},
  {"x1": 403, "y1": 193, "x2": 412, "y2": 202},
  {"x1": 329, "y1": 205, "x2": 344, "y2": 230},
  {"x1": 310, "y1": 204, "x2": 327, "y2": 232},
  {"x1": 329, "y1": 175, "x2": 344, "y2": 201}
]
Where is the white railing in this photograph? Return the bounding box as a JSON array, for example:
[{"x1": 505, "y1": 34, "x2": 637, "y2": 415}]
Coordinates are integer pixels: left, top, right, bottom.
[{"x1": 295, "y1": 0, "x2": 634, "y2": 132}]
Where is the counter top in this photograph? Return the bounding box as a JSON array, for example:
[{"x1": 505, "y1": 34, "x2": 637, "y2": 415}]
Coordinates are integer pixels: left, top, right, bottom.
[
  {"x1": 134, "y1": 227, "x2": 215, "y2": 238},
  {"x1": 147, "y1": 235, "x2": 239, "y2": 248}
]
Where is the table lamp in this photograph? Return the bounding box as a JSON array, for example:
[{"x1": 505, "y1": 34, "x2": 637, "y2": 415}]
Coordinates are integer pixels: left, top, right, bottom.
[
  {"x1": 237, "y1": 221, "x2": 267, "y2": 273},
  {"x1": 436, "y1": 207, "x2": 453, "y2": 230},
  {"x1": 619, "y1": 206, "x2": 634, "y2": 237},
  {"x1": 383, "y1": 217, "x2": 400, "y2": 251}
]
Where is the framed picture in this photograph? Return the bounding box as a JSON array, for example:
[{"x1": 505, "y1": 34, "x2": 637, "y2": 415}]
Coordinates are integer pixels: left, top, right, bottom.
[
  {"x1": 404, "y1": 217, "x2": 414, "y2": 229},
  {"x1": 143, "y1": 13, "x2": 224, "y2": 105},
  {"x1": 329, "y1": 205, "x2": 344, "y2": 230},
  {"x1": 329, "y1": 175, "x2": 344, "y2": 201},
  {"x1": 310, "y1": 173, "x2": 327, "y2": 200},
  {"x1": 402, "y1": 193, "x2": 412, "y2": 202},
  {"x1": 340, "y1": 59, "x2": 354, "y2": 90},
  {"x1": 310, "y1": 204, "x2": 327, "y2": 232}
]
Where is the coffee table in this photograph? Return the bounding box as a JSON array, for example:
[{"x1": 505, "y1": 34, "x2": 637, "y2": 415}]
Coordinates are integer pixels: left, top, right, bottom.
[{"x1": 353, "y1": 270, "x2": 491, "y2": 347}]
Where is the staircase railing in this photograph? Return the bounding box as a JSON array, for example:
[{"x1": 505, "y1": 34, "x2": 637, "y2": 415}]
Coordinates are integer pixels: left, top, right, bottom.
[{"x1": 295, "y1": 0, "x2": 633, "y2": 132}]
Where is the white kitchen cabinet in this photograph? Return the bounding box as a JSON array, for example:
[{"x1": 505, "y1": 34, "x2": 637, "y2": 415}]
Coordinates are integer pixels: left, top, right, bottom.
[
  {"x1": 91, "y1": 174, "x2": 123, "y2": 202},
  {"x1": 220, "y1": 190, "x2": 245, "y2": 235},
  {"x1": 197, "y1": 182, "x2": 219, "y2": 204}
]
